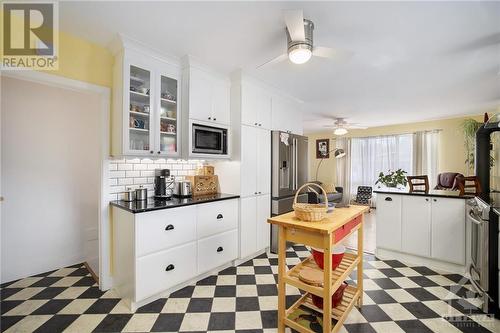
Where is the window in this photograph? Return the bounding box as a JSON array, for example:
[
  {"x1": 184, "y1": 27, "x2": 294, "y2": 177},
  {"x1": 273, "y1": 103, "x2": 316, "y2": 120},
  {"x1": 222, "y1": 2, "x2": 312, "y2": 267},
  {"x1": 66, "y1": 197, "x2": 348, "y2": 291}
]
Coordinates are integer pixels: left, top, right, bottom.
[{"x1": 350, "y1": 134, "x2": 413, "y2": 193}]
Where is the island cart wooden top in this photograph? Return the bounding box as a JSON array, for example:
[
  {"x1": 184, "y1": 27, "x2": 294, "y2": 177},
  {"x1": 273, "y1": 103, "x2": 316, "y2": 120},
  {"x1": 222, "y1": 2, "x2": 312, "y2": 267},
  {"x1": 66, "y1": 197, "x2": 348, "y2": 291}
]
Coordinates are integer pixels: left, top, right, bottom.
[{"x1": 267, "y1": 205, "x2": 369, "y2": 234}]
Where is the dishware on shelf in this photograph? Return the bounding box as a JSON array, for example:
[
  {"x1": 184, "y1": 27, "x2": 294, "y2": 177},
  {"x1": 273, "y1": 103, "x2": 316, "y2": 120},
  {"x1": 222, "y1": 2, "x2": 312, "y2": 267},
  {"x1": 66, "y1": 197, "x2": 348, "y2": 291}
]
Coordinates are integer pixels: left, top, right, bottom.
[
  {"x1": 160, "y1": 106, "x2": 167, "y2": 117},
  {"x1": 139, "y1": 87, "x2": 149, "y2": 95},
  {"x1": 311, "y1": 281, "x2": 348, "y2": 309},
  {"x1": 293, "y1": 183, "x2": 328, "y2": 222},
  {"x1": 166, "y1": 124, "x2": 175, "y2": 133},
  {"x1": 161, "y1": 91, "x2": 176, "y2": 102},
  {"x1": 311, "y1": 244, "x2": 345, "y2": 270},
  {"x1": 143, "y1": 105, "x2": 150, "y2": 113},
  {"x1": 166, "y1": 110, "x2": 176, "y2": 118},
  {"x1": 133, "y1": 119, "x2": 145, "y2": 129},
  {"x1": 135, "y1": 186, "x2": 148, "y2": 201}
]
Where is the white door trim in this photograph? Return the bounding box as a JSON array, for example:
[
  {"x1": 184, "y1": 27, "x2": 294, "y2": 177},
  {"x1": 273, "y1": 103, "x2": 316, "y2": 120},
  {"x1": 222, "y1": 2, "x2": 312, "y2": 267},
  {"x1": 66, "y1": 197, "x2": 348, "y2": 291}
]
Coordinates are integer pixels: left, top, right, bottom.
[{"x1": 2, "y1": 70, "x2": 113, "y2": 290}]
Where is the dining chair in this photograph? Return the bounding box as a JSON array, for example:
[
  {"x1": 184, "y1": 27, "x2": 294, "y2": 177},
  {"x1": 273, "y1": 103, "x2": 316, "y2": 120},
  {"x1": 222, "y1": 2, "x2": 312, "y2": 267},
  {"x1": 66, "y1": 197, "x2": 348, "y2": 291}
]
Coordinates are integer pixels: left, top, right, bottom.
[{"x1": 407, "y1": 175, "x2": 429, "y2": 193}]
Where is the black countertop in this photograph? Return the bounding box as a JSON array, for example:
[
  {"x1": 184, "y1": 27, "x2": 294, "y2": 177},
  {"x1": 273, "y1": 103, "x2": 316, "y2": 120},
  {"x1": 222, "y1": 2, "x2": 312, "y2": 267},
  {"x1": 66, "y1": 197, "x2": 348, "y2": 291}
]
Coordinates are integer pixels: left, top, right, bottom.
[
  {"x1": 374, "y1": 188, "x2": 474, "y2": 199},
  {"x1": 110, "y1": 193, "x2": 240, "y2": 213}
]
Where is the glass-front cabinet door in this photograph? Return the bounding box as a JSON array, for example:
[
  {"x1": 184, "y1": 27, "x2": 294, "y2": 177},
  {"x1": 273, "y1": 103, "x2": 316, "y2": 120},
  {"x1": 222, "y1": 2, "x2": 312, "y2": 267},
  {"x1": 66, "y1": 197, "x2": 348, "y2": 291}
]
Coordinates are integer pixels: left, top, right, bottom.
[
  {"x1": 127, "y1": 64, "x2": 153, "y2": 154},
  {"x1": 157, "y1": 74, "x2": 179, "y2": 155}
]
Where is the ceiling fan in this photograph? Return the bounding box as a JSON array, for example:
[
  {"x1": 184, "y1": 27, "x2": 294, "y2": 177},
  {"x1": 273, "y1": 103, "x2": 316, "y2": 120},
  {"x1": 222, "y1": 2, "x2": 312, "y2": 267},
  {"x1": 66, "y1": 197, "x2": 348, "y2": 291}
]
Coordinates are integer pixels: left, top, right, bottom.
[
  {"x1": 323, "y1": 118, "x2": 367, "y2": 136},
  {"x1": 257, "y1": 9, "x2": 353, "y2": 68}
]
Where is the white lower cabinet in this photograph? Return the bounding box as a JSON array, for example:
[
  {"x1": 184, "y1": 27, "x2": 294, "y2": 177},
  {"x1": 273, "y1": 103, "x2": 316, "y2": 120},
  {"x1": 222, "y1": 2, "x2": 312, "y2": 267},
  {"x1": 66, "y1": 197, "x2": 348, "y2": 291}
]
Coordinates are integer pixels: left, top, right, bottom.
[
  {"x1": 198, "y1": 229, "x2": 238, "y2": 274},
  {"x1": 112, "y1": 198, "x2": 239, "y2": 309},
  {"x1": 135, "y1": 206, "x2": 196, "y2": 257},
  {"x1": 376, "y1": 194, "x2": 402, "y2": 251},
  {"x1": 240, "y1": 197, "x2": 257, "y2": 258},
  {"x1": 136, "y1": 242, "x2": 197, "y2": 301},
  {"x1": 376, "y1": 193, "x2": 466, "y2": 265},
  {"x1": 431, "y1": 197, "x2": 465, "y2": 264},
  {"x1": 402, "y1": 196, "x2": 432, "y2": 257},
  {"x1": 197, "y1": 199, "x2": 238, "y2": 239},
  {"x1": 240, "y1": 194, "x2": 270, "y2": 258}
]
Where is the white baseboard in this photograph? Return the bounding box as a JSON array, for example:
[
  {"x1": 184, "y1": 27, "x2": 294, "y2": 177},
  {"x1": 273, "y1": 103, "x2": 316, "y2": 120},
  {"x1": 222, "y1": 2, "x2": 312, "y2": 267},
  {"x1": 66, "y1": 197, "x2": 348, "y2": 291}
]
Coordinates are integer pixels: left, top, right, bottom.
[{"x1": 376, "y1": 248, "x2": 468, "y2": 276}]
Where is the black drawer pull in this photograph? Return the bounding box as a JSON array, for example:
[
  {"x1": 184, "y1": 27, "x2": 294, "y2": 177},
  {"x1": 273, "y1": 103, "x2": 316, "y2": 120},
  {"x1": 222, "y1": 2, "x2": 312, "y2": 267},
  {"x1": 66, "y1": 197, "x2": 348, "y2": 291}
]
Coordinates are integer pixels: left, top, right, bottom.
[
  {"x1": 165, "y1": 224, "x2": 174, "y2": 231},
  {"x1": 165, "y1": 264, "x2": 175, "y2": 271},
  {"x1": 216, "y1": 214, "x2": 223, "y2": 220},
  {"x1": 217, "y1": 246, "x2": 224, "y2": 252},
  {"x1": 385, "y1": 197, "x2": 392, "y2": 201}
]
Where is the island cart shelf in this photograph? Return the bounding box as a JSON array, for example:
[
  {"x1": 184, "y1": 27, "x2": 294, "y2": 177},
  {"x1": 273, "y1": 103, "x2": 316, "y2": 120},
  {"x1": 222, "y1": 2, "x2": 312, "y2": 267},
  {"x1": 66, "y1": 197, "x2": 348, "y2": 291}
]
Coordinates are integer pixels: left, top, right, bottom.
[{"x1": 268, "y1": 205, "x2": 369, "y2": 333}]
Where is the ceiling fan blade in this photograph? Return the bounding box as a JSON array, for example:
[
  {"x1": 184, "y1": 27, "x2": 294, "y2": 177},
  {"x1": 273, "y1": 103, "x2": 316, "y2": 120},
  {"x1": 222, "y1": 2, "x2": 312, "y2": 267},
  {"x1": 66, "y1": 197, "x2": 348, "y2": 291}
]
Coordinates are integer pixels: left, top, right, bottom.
[
  {"x1": 345, "y1": 124, "x2": 368, "y2": 129},
  {"x1": 256, "y1": 53, "x2": 288, "y2": 69},
  {"x1": 313, "y1": 46, "x2": 354, "y2": 61},
  {"x1": 284, "y1": 9, "x2": 305, "y2": 42}
]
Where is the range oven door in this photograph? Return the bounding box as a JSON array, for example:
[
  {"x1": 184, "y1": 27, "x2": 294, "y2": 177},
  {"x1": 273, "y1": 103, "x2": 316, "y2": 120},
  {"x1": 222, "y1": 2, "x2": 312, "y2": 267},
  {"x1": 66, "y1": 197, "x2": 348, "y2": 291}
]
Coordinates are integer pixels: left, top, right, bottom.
[
  {"x1": 192, "y1": 124, "x2": 227, "y2": 154},
  {"x1": 468, "y1": 207, "x2": 491, "y2": 311}
]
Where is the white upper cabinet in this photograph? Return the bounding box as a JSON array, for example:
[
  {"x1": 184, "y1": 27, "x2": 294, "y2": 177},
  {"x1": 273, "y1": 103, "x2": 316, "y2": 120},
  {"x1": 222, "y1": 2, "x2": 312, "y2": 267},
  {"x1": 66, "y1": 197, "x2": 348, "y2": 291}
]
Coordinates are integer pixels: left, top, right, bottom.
[
  {"x1": 112, "y1": 46, "x2": 181, "y2": 157},
  {"x1": 184, "y1": 66, "x2": 230, "y2": 126},
  {"x1": 240, "y1": 125, "x2": 258, "y2": 197},
  {"x1": 241, "y1": 81, "x2": 272, "y2": 129}
]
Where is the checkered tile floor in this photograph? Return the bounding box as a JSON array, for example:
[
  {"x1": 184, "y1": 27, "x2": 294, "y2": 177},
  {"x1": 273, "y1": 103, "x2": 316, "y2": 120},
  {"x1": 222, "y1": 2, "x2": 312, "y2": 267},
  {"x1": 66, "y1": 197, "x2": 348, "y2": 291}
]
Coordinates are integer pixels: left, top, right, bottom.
[{"x1": 1, "y1": 245, "x2": 499, "y2": 333}]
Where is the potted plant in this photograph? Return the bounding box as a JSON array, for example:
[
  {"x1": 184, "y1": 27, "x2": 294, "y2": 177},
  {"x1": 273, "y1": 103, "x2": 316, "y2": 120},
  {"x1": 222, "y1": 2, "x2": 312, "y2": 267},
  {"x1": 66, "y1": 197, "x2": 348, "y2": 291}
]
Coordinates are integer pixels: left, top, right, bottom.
[
  {"x1": 375, "y1": 169, "x2": 408, "y2": 188},
  {"x1": 460, "y1": 118, "x2": 495, "y2": 174}
]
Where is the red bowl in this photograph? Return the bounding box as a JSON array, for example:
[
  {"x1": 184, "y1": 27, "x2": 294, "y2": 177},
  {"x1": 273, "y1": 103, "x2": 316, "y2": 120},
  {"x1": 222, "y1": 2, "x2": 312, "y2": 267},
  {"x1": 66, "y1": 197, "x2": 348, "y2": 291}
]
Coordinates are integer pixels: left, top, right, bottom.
[
  {"x1": 311, "y1": 245, "x2": 345, "y2": 270},
  {"x1": 312, "y1": 282, "x2": 348, "y2": 309}
]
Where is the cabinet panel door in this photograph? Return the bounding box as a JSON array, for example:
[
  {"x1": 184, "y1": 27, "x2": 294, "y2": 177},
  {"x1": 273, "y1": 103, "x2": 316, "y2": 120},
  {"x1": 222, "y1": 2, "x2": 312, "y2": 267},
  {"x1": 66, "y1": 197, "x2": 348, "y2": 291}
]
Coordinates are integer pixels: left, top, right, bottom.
[
  {"x1": 197, "y1": 199, "x2": 238, "y2": 239},
  {"x1": 240, "y1": 125, "x2": 257, "y2": 197},
  {"x1": 136, "y1": 206, "x2": 196, "y2": 257},
  {"x1": 241, "y1": 83, "x2": 258, "y2": 127},
  {"x1": 211, "y1": 80, "x2": 230, "y2": 125},
  {"x1": 136, "y1": 242, "x2": 197, "y2": 301},
  {"x1": 126, "y1": 62, "x2": 155, "y2": 155},
  {"x1": 189, "y1": 68, "x2": 212, "y2": 122},
  {"x1": 376, "y1": 194, "x2": 402, "y2": 251},
  {"x1": 157, "y1": 70, "x2": 180, "y2": 156},
  {"x1": 197, "y1": 229, "x2": 238, "y2": 274},
  {"x1": 402, "y1": 196, "x2": 432, "y2": 257},
  {"x1": 271, "y1": 96, "x2": 287, "y2": 132},
  {"x1": 256, "y1": 194, "x2": 271, "y2": 251},
  {"x1": 256, "y1": 128, "x2": 271, "y2": 195},
  {"x1": 431, "y1": 198, "x2": 466, "y2": 264},
  {"x1": 257, "y1": 92, "x2": 272, "y2": 129},
  {"x1": 240, "y1": 197, "x2": 257, "y2": 258}
]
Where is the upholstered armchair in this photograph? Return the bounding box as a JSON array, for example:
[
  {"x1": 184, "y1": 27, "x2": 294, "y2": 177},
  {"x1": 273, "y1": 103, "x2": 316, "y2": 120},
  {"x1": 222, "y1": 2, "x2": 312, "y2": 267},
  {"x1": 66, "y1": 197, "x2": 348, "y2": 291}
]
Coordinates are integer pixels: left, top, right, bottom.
[{"x1": 434, "y1": 172, "x2": 464, "y2": 191}]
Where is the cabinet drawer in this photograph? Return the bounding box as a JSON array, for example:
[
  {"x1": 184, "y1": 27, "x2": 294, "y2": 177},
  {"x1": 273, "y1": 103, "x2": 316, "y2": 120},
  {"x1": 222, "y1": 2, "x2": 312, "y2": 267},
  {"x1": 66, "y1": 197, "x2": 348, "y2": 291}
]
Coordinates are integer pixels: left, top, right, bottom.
[
  {"x1": 198, "y1": 229, "x2": 238, "y2": 274},
  {"x1": 197, "y1": 199, "x2": 238, "y2": 239},
  {"x1": 136, "y1": 242, "x2": 196, "y2": 302},
  {"x1": 136, "y1": 206, "x2": 196, "y2": 257}
]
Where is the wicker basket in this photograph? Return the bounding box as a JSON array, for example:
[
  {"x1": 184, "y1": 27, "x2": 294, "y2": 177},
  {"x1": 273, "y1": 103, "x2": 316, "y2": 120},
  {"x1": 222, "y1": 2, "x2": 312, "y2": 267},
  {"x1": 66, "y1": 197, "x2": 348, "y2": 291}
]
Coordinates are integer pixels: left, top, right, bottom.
[{"x1": 292, "y1": 183, "x2": 328, "y2": 222}]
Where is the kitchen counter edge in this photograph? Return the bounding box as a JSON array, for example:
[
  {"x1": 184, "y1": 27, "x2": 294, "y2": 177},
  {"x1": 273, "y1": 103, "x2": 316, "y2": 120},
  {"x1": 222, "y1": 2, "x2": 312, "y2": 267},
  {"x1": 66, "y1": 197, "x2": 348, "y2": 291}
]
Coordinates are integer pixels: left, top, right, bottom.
[
  {"x1": 110, "y1": 193, "x2": 240, "y2": 214},
  {"x1": 374, "y1": 189, "x2": 474, "y2": 200}
]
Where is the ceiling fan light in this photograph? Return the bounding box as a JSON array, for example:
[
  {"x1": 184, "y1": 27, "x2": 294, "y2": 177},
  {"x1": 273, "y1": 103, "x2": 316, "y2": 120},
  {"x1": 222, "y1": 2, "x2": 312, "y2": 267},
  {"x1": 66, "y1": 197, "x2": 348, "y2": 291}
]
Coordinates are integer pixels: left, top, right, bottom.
[
  {"x1": 334, "y1": 128, "x2": 348, "y2": 136},
  {"x1": 288, "y1": 44, "x2": 312, "y2": 64}
]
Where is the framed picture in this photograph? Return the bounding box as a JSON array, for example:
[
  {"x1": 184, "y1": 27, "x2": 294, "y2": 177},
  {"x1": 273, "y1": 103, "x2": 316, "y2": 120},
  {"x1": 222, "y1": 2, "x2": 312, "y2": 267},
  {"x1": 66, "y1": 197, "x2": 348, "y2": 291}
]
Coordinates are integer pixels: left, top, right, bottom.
[{"x1": 316, "y1": 139, "x2": 329, "y2": 158}]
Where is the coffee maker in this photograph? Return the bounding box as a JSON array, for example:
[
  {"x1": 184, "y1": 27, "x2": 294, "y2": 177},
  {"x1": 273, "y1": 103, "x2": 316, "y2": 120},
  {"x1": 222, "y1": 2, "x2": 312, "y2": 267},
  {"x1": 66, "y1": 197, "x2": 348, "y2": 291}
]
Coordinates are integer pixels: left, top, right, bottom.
[{"x1": 154, "y1": 169, "x2": 172, "y2": 200}]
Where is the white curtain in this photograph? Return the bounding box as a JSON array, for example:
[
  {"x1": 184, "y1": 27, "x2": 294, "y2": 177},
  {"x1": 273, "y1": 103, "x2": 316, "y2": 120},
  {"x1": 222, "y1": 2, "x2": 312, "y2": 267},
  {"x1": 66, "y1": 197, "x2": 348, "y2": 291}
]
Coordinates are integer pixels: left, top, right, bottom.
[
  {"x1": 349, "y1": 134, "x2": 413, "y2": 194},
  {"x1": 413, "y1": 130, "x2": 440, "y2": 188},
  {"x1": 336, "y1": 138, "x2": 352, "y2": 206}
]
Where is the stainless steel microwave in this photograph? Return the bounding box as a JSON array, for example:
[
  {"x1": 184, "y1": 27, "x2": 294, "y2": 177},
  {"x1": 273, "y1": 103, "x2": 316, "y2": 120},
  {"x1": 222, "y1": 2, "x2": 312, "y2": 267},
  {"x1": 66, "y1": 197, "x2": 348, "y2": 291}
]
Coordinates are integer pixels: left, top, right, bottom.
[{"x1": 192, "y1": 123, "x2": 228, "y2": 155}]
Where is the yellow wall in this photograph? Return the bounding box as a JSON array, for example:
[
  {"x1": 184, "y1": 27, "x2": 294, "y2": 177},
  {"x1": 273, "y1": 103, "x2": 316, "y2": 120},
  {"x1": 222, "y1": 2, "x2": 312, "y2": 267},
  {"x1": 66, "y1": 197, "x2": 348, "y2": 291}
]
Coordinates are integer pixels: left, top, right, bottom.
[
  {"x1": 40, "y1": 31, "x2": 113, "y2": 88},
  {"x1": 308, "y1": 114, "x2": 491, "y2": 185}
]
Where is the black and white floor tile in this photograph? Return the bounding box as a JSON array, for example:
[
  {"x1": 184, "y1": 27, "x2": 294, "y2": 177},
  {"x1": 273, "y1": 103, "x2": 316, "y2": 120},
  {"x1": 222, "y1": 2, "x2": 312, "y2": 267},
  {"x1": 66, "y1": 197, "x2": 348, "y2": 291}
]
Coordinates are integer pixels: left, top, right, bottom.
[{"x1": 1, "y1": 246, "x2": 499, "y2": 333}]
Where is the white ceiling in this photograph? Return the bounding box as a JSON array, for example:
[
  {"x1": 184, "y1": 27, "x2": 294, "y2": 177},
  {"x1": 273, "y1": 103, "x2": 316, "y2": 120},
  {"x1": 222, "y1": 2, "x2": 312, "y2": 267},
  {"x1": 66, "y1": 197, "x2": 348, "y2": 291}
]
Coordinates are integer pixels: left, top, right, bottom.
[{"x1": 59, "y1": 1, "x2": 500, "y2": 132}]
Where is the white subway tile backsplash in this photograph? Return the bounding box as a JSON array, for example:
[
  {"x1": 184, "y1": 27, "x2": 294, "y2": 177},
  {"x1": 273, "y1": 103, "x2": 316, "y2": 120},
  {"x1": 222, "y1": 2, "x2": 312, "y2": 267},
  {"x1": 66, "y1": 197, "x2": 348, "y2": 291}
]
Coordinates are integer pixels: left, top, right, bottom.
[
  {"x1": 126, "y1": 170, "x2": 140, "y2": 178},
  {"x1": 141, "y1": 170, "x2": 154, "y2": 177},
  {"x1": 134, "y1": 177, "x2": 148, "y2": 184},
  {"x1": 133, "y1": 164, "x2": 148, "y2": 171},
  {"x1": 118, "y1": 178, "x2": 133, "y2": 186},
  {"x1": 108, "y1": 158, "x2": 204, "y2": 201},
  {"x1": 118, "y1": 164, "x2": 133, "y2": 171},
  {"x1": 109, "y1": 171, "x2": 125, "y2": 178}
]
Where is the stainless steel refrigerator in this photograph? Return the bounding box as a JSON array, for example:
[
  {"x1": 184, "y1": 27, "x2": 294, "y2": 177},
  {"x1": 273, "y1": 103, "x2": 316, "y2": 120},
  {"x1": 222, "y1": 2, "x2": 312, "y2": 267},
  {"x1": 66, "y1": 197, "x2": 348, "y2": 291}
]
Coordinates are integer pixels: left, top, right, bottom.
[{"x1": 270, "y1": 131, "x2": 309, "y2": 253}]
